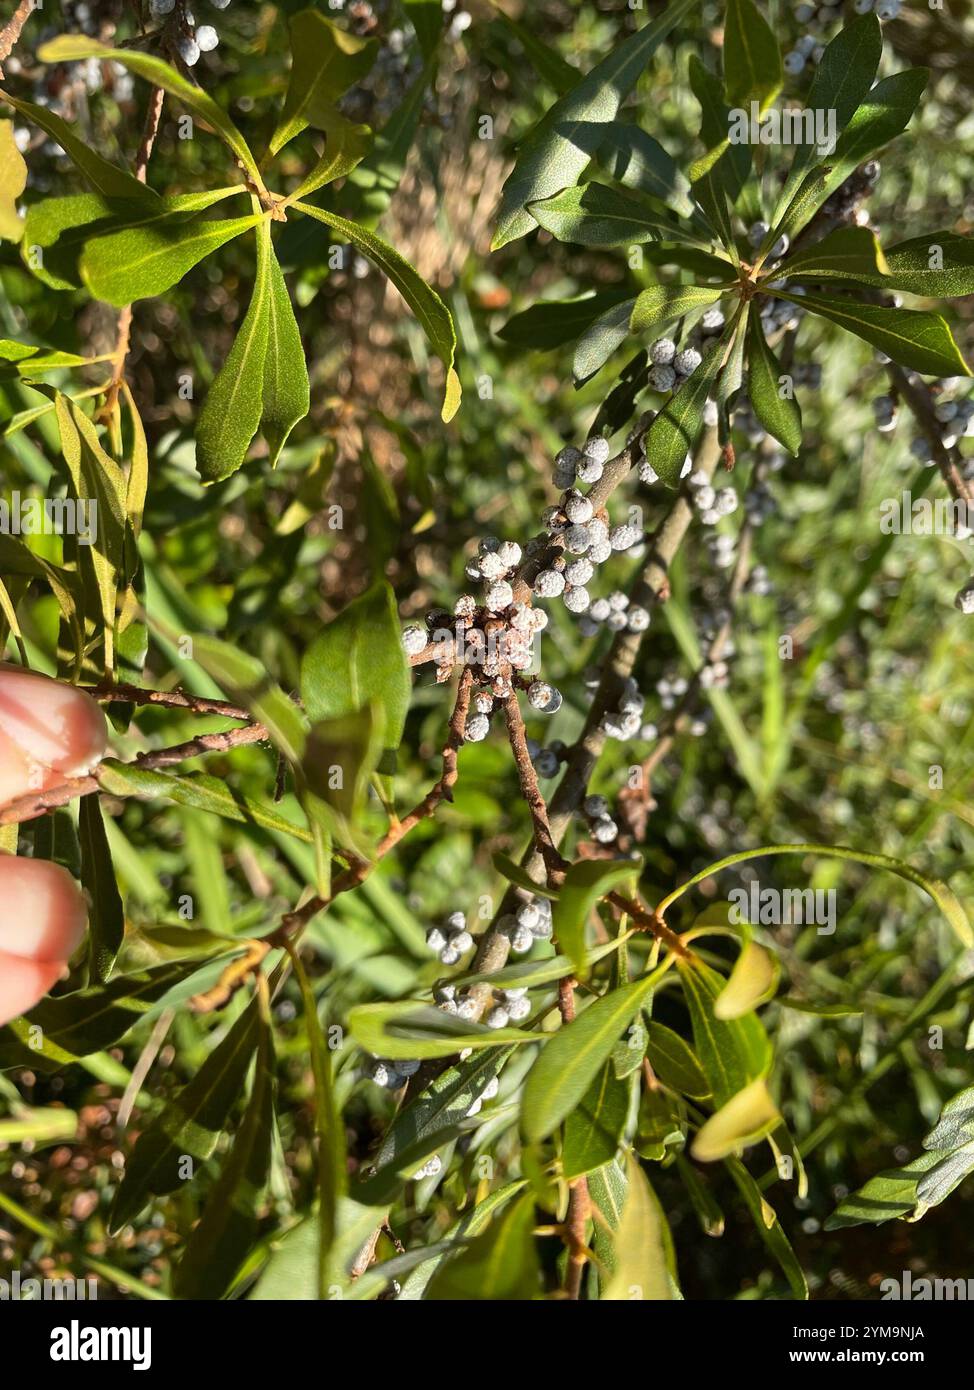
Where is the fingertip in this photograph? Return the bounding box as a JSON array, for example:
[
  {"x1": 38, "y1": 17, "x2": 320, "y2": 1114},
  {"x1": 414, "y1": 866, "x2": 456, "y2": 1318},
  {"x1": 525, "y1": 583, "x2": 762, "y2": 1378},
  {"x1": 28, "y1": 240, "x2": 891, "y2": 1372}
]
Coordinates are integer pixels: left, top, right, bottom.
[
  {"x1": 0, "y1": 665, "x2": 108, "y2": 778},
  {"x1": 0, "y1": 950, "x2": 64, "y2": 1028},
  {"x1": 0, "y1": 853, "x2": 89, "y2": 962}
]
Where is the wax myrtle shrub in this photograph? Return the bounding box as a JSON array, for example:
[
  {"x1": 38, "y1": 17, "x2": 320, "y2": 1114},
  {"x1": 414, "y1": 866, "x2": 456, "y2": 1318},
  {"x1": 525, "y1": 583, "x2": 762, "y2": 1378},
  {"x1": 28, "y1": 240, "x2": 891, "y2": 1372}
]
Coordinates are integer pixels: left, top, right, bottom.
[{"x1": 1, "y1": 0, "x2": 974, "y2": 1303}]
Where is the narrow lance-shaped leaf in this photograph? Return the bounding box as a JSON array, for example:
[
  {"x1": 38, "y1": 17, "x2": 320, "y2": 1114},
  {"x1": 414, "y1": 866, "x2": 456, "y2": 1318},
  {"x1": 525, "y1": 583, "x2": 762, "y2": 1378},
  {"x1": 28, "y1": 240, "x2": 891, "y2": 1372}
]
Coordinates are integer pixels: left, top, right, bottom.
[
  {"x1": 677, "y1": 956, "x2": 772, "y2": 1107},
  {"x1": 287, "y1": 114, "x2": 373, "y2": 202},
  {"x1": 292, "y1": 199, "x2": 460, "y2": 421},
  {"x1": 774, "y1": 290, "x2": 972, "y2": 378},
  {"x1": 521, "y1": 958, "x2": 676, "y2": 1143},
  {"x1": 563, "y1": 1060, "x2": 630, "y2": 1179},
  {"x1": 601, "y1": 1153, "x2": 678, "y2": 1300},
  {"x1": 501, "y1": 289, "x2": 633, "y2": 352},
  {"x1": 38, "y1": 37, "x2": 263, "y2": 185},
  {"x1": 260, "y1": 240, "x2": 309, "y2": 465},
  {"x1": 687, "y1": 56, "x2": 750, "y2": 210},
  {"x1": 78, "y1": 796, "x2": 124, "y2": 984},
  {"x1": 643, "y1": 337, "x2": 724, "y2": 487},
  {"x1": 197, "y1": 221, "x2": 272, "y2": 484},
  {"x1": 0, "y1": 93, "x2": 156, "y2": 202},
  {"x1": 573, "y1": 296, "x2": 636, "y2": 385},
  {"x1": 790, "y1": 230, "x2": 974, "y2": 299},
  {"x1": 631, "y1": 284, "x2": 725, "y2": 335},
  {"x1": 0, "y1": 963, "x2": 197, "y2": 1071},
  {"x1": 426, "y1": 1191, "x2": 541, "y2": 1300},
  {"x1": 746, "y1": 311, "x2": 802, "y2": 456},
  {"x1": 723, "y1": 0, "x2": 782, "y2": 112},
  {"x1": 570, "y1": 121, "x2": 695, "y2": 219},
  {"x1": 530, "y1": 181, "x2": 689, "y2": 248},
  {"x1": 771, "y1": 13, "x2": 883, "y2": 225},
  {"x1": 300, "y1": 580, "x2": 411, "y2": 753},
  {"x1": 269, "y1": 9, "x2": 378, "y2": 157},
  {"x1": 109, "y1": 1001, "x2": 261, "y2": 1233},
  {"x1": 173, "y1": 992, "x2": 276, "y2": 1299},
  {"x1": 776, "y1": 225, "x2": 890, "y2": 283},
  {"x1": 726, "y1": 1156, "x2": 808, "y2": 1299},
  {"x1": 492, "y1": 0, "x2": 698, "y2": 248},
  {"x1": 553, "y1": 858, "x2": 640, "y2": 978},
  {"x1": 714, "y1": 938, "x2": 779, "y2": 1019},
  {"x1": 80, "y1": 213, "x2": 266, "y2": 308},
  {"x1": 347, "y1": 999, "x2": 536, "y2": 1060}
]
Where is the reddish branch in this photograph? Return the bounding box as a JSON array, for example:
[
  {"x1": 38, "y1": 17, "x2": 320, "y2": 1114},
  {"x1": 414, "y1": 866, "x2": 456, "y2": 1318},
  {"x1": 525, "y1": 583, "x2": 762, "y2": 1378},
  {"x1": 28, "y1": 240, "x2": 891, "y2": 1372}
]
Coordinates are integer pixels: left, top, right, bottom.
[{"x1": 0, "y1": 0, "x2": 32, "y2": 79}]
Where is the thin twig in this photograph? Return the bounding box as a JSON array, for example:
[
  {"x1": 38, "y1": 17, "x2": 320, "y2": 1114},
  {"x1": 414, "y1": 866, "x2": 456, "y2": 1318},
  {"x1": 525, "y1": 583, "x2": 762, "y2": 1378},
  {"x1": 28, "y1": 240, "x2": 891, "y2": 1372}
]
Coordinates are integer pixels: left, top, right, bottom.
[{"x1": 0, "y1": 0, "x2": 32, "y2": 79}]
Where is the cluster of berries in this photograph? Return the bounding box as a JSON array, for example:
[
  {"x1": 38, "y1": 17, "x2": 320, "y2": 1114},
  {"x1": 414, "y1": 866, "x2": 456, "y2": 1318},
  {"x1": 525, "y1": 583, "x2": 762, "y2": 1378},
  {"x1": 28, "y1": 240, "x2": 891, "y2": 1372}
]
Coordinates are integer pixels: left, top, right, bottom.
[
  {"x1": 578, "y1": 590, "x2": 650, "y2": 640},
  {"x1": 527, "y1": 737, "x2": 567, "y2": 779},
  {"x1": 580, "y1": 793, "x2": 620, "y2": 845},
  {"x1": 368, "y1": 1056, "x2": 421, "y2": 1091},
  {"x1": 496, "y1": 895, "x2": 554, "y2": 954},
  {"x1": 600, "y1": 676, "x2": 647, "y2": 743},
  {"x1": 150, "y1": 0, "x2": 226, "y2": 66},
  {"x1": 436, "y1": 979, "x2": 532, "y2": 1027},
  {"x1": 425, "y1": 911, "x2": 474, "y2": 966},
  {"x1": 688, "y1": 469, "x2": 739, "y2": 527}
]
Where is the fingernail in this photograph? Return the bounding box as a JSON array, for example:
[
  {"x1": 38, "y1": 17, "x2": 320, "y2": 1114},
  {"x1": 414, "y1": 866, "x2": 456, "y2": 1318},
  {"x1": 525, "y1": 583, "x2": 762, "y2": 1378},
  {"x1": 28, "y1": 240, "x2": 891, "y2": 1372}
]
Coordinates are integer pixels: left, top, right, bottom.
[
  {"x1": 0, "y1": 854, "x2": 89, "y2": 963},
  {"x1": 0, "y1": 665, "x2": 107, "y2": 778}
]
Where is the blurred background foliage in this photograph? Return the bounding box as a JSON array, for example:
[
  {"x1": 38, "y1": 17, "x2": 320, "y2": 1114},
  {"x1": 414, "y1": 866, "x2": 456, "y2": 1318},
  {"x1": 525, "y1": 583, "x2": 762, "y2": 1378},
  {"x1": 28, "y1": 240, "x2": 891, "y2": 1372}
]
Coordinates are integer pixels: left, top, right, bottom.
[{"x1": 2, "y1": 0, "x2": 974, "y2": 1299}]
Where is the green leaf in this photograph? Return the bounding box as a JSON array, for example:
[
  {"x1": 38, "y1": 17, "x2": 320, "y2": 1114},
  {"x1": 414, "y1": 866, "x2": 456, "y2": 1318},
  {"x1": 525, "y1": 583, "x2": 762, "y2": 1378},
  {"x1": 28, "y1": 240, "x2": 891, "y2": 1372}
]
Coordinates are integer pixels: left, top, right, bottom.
[
  {"x1": 687, "y1": 56, "x2": 750, "y2": 209},
  {"x1": 573, "y1": 296, "x2": 637, "y2": 385},
  {"x1": 269, "y1": 9, "x2": 378, "y2": 157},
  {"x1": 563, "y1": 1060, "x2": 630, "y2": 1178},
  {"x1": 777, "y1": 225, "x2": 890, "y2": 283},
  {"x1": 261, "y1": 242, "x2": 310, "y2": 465},
  {"x1": 0, "y1": 121, "x2": 27, "y2": 242},
  {"x1": 771, "y1": 14, "x2": 883, "y2": 225},
  {"x1": 677, "y1": 957, "x2": 772, "y2": 1108},
  {"x1": 635, "y1": 1085, "x2": 685, "y2": 1161},
  {"x1": 714, "y1": 939, "x2": 779, "y2": 1019},
  {"x1": 52, "y1": 393, "x2": 128, "y2": 676},
  {"x1": 642, "y1": 337, "x2": 724, "y2": 487},
  {"x1": 491, "y1": 0, "x2": 698, "y2": 249},
  {"x1": 725, "y1": 1157, "x2": 808, "y2": 1299},
  {"x1": 347, "y1": 1000, "x2": 535, "y2": 1060},
  {"x1": 292, "y1": 200, "x2": 459, "y2": 421},
  {"x1": 287, "y1": 114, "x2": 373, "y2": 202},
  {"x1": 601, "y1": 1153, "x2": 677, "y2": 1300},
  {"x1": 575, "y1": 121, "x2": 694, "y2": 218},
  {"x1": 746, "y1": 311, "x2": 802, "y2": 455},
  {"x1": 21, "y1": 187, "x2": 245, "y2": 292},
  {"x1": 303, "y1": 705, "x2": 383, "y2": 826},
  {"x1": 630, "y1": 284, "x2": 725, "y2": 335},
  {"x1": 644, "y1": 1021, "x2": 710, "y2": 1100},
  {"x1": 500, "y1": 290, "x2": 632, "y2": 353},
  {"x1": 173, "y1": 999, "x2": 275, "y2": 1299},
  {"x1": 196, "y1": 224, "x2": 272, "y2": 484},
  {"x1": 397, "y1": 1181, "x2": 527, "y2": 1300},
  {"x1": 78, "y1": 797, "x2": 124, "y2": 984},
  {"x1": 404, "y1": 0, "x2": 444, "y2": 62},
  {"x1": 80, "y1": 213, "x2": 266, "y2": 307},
  {"x1": 723, "y1": 0, "x2": 782, "y2": 112},
  {"x1": 692, "y1": 1077, "x2": 780, "y2": 1161},
  {"x1": 828, "y1": 1085, "x2": 974, "y2": 1229},
  {"x1": 249, "y1": 1198, "x2": 390, "y2": 1300},
  {"x1": 675, "y1": 1155, "x2": 724, "y2": 1236},
  {"x1": 188, "y1": 633, "x2": 307, "y2": 766},
  {"x1": 776, "y1": 290, "x2": 972, "y2": 377},
  {"x1": 0, "y1": 94, "x2": 155, "y2": 202},
  {"x1": 0, "y1": 964, "x2": 195, "y2": 1071},
  {"x1": 793, "y1": 230, "x2": 974, "y2": 299},
  {"x1": 426, "y1": 1191, "x2": 541, "y2": 1300},
  {"x1": 96, "y1": 761, "x2": 313, "y2": 844},
  {"x1": 38, "y1": 37, "x2": 262, "y2": 185},
  {"x1": 376, "y1": 1050, "x2": 512, "y2": 1170},
  {"x1": 109, "y1": 1001, "x2": 260, "y2": 1233},
  {"x1": 529, "y1": 181, "x2": 686, "y2": 247},
  {"x1": 552, "y1": 857, "x2": 640, "y2": 978},
  {"x1": 287, "y1": 947, "x2": 345, "y2": 1293},
  {"x1": 521, "y1": 959, "x2": 675, "y2": 1143},
  {"x1": 300, "y1": 580, "x2": 410, "y2": 753}
]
